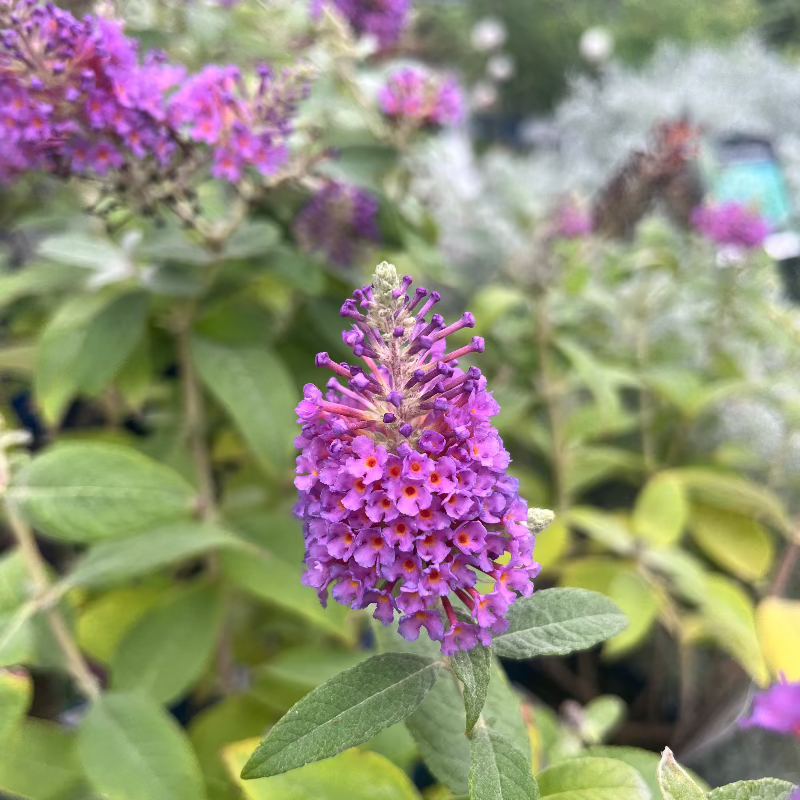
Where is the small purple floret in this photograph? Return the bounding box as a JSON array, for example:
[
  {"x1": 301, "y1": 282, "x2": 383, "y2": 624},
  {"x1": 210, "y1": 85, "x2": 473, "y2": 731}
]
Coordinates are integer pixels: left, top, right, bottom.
[{"x1": 740, "y1": 677, "x2": 800, "y2": 738}]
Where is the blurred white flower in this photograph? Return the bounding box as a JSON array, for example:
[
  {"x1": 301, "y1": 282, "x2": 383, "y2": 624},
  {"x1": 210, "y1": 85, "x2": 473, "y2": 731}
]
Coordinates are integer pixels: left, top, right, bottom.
[
  {"x1": 487, "y1": 54, "x2": 515, "y2": 82},
  {"x1": 579, "y1": 26, "x2": 614, "y2": 64},
  {"x1": 471, "y1": 17, "x2": 506, "y2": 52},
  {"x1": 471, "y1": 80, "x2": 499, "y2": 111}
]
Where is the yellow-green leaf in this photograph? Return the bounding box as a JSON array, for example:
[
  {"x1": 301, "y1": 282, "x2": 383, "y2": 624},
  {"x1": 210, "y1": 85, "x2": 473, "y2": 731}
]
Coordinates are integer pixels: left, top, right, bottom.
[
  {"x1": 224, "y1": 741, "x2": 420, "y2": 800},
  {"x1": 534, "y1": 518, "x2": 570, "y2": 571},
  {"x1": 683, "y1": 575, "x2": 768, "y2": 685},
  {"x1": 756, "y1": 597, "x2": 800, "y2": 682},
  {"x1": 0, "y1": 719, "x2": 81, "y2": 800},
  {"x1": 689, "y1": 503, "x2": 774, "y2": 583},
  {"x1": 632, "y1": 475, "x2": 687, "y2": 547},
  {"x1": 0, "y1": 668, "x2": 32, "y2": 748}
]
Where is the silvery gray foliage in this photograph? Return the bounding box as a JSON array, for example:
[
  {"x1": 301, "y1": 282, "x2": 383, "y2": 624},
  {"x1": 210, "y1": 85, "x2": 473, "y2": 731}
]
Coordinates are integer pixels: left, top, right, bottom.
[
  {"x1": 410, "y1": 131, "x2": 528, "y2": 286},
  {"x1": 554, "y1": 38, "x2": 800, "y2": 197}
]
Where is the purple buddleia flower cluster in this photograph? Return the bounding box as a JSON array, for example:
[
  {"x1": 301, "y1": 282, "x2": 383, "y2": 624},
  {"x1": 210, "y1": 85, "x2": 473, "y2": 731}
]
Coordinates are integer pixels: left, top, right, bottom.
[
  {"x1": 740, "y1": 676, "x2": 800, "y2": 738},
  {"x1": 293, "y1": 181, "x2": 381, "y2": 268},
  {"x1": 169, "y1": 64, "x2": 306, "y2": 182},
  {"x1": 294, "y1": 262, "x2": 543, "y2": 654},
  {"x1": 379, "y1": 67, "x2": 464, "y2": 129},
  {"x1": 312, "y1": 0, "x2": 410, "y2": 50},
  {"x1": 691, "y1": 202, "x2": 770, "y2": 250},
  {"x1": 0, "y1": 1, "x2": 305, "y2": 183}
]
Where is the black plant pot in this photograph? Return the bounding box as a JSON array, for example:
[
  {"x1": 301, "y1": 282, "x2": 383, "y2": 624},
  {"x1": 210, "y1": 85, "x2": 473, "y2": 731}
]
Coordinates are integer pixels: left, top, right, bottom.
[{"x1": 777, "y1": 256, "x2": 800, "y2": 304}]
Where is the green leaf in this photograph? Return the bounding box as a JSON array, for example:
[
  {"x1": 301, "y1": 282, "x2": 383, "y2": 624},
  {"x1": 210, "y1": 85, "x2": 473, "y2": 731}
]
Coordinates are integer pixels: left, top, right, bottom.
[
  {"x1": 581, "y1": 696, "x2": 625, "y2": 745},
  {"x1": 241, "y1": 653, "x2": 441, "y2": 779},
  {"x1": 65, "y1": 522, "x2": 245, "y2": 588},
  {"x1": 38, "y1": 232, "x2": 128, "y2": 273},
  {"x1": 565, "y1": 508, "x2": 636, "y2": 555},
  {"x1": 0, "y1": 668, "x2": 32, "y2": 747},
  {"x1": 564, "y1": 447, "x2": 643, "y2": 498},
  {"x1": 657, "y1": 748, "x2": 704, "y2": 800},
  {"x1": 669, "y1": 468, "x2": 792, "y2": 536},
  {"x1": 531, "y1": 518, "x2": 570, "y2": 572},
  {"x1": 632, "y1": 475, "x2": 687, "y2": 547},
  {"x1": 469, "y1": 727, "x2": 539, "y2": 800},
  {"x1": 581, "y1": 747, "x2": 659, "y2": 798},
  {"x1": 0, "y1": 263, "x2": 83, "y2": 312},
  {"x1": 111, "y1": 583, "x2": 225, "y2": 704},
  {"x1": 537, "y1": 756, "x2": 649, "y2": 800},
  {"x1": 77, "y1": 586, "x2": 172, "y2": 665},
  {"x1": 0, "y1": 550, "x2": 35, "y2": 666},
  {"x1": 225, "y1": 742, "x2": 421, "y2": 800},
  {"x1": 8, "y1": 442, "x2": 196, "y2": 542},
  {"x1": 77, "y1": 692, "x2": 208, "y2": 800},
  {"x1": 583, "y1": 747, "x2": 708, "y2": 798},
  {"x1": 493, "y1": 589, "x2": 629, "y2": 660},
  {"x1": 451, "y1": 644, "x2": 491, "y2": 735},
  {"x1": 220, "y1": 547, "x2": 352, "y2": 642},
  {"x1": 0, "y1": 719, "x2": 81, "y2": 800},
  {"x1": 0, "y1": 550, "x2": 68, "y2": 670},
  {"x1": 34, "y1": 292, "x2": 112, "y2": 423},
  {"x1": 254, "y1": 645, "x2": 369, "y2": 710},
  {"x1": 223, "y1": 221, "x2": 281, "y2": 260},
  {"x1": 689, "y1": 503, "x2": 775, "y2": 582},
  {"x1": 191, "y1": 336, "x2": 296, "y2": 479},
  {"x1": 71, "y1": 291, "x2": 149, "y2": 396},
  {"x1": 406, "y1": 668, "x2": 471, "y2": 794},
  {"x1": 707, "y1": 779, "x2": 797, "y2": 800}
]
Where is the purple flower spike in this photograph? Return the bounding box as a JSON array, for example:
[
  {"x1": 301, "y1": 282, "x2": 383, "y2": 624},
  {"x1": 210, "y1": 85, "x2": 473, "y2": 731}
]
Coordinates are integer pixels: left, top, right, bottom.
[
  {"x1": 293, "y1": 262, "x2": 543, "y2": 654},
  {"x1": 740, "y1": 676, "x2": 800, "y2": 738},
  {"x1": 294, "y1": 181, "x2": 381, "y2": 268},
  {"x1": 0, "y1": 3, "x2": 306, "y2": 185}
]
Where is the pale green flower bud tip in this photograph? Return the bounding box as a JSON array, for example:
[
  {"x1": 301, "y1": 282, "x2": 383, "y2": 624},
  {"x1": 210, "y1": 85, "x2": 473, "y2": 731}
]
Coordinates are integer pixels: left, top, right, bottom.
[
  {"x1": 527, "y1": 507, "x2": 555, "y2": 533},
  {"x1": 373, "y1": 261, "x2": 400, "y2": 303}
]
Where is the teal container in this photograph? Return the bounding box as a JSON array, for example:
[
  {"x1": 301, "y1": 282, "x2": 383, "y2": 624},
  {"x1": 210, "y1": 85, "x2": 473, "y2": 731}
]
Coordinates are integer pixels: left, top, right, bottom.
[{"x1": 710, "y1": 135, "x2": 793, "y2": 229}]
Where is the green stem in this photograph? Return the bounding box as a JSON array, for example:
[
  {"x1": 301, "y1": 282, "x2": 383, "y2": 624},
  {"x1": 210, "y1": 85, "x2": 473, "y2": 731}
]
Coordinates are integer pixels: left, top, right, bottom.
[
  {"x1": 634, "y1": 312, "x2": 656, "y2": 474},
  {"x1": 4, "y1": 503, "x2": 100, "y2": 701},
  {"x1": 177, "y1": 323, "x2": 218, "y2": 525}
]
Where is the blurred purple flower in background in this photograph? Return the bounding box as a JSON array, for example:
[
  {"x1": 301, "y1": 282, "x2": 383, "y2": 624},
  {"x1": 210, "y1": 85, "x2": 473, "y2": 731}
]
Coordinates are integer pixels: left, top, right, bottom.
[
  {"x1": 739, "y1": 677, "x2": 800, "y2": 738},
  {"x1": 380, "y1": 67, "x2": 465, "y2": 129},
  {"x1": 169, "y1": 64, "x2": 305, "y2": 181},
  {"x1": 293, "y1": 264, "x2": 543, "y2": 654},
  {"x1": 691, "y1": 202, "x2": 770, "y2": 250},
  {"x1": 554, "y1": 203, "x2": 593, "y2": 239},
  {"x1": 311, "y1": 0, "x2": 410, "y2": 50},
  {"x1": 294, "y1": 181, "x2": 381, "y2": 267}
]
